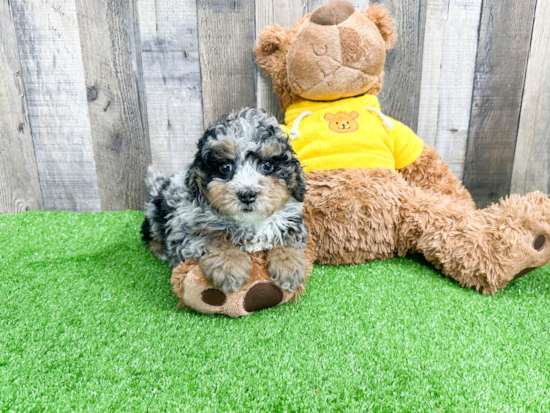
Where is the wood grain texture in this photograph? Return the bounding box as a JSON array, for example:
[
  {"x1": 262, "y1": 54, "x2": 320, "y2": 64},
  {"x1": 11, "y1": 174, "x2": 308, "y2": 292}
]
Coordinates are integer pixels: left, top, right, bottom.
[
  {"x1": 75, "y1": 0, "x2": 151, "y2": 211},
  {"x1": 0, "y1": 0, "x2": 43, "y2": 213},
  {"x1": 137, "y1": 0, "x2": 203, "y2": 176},
  {"x1": 256, "y1": 0, "x2": 307, "y2": 122},
  {"x1": 197, "y1": 0, "x2": 256, "y2": 127},
  {"x1": 11, "y1": 0, "x2": 101, "y2": 212},
  {"x1": 376, "y1": 0, "x2": 427, "y2": 131},
  {"x1": 511, "y1": 0, "x2": 550, "y2": 196},
  {"x1": 462, "y1": 0, "x2": 537, "y2": 208},
  {"x1": 416, "y1": 0, "x2": 482, "y2": 179}
]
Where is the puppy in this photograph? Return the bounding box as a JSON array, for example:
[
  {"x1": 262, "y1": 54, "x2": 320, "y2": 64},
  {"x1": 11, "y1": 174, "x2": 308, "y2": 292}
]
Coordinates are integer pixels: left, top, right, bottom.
[{"x1": 141, "y1": 108, "x2": 308, "y2": 292}]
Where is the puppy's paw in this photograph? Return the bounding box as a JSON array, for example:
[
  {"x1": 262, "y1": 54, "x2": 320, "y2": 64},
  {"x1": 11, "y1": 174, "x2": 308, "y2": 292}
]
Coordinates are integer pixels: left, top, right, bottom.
[
  {"x1": 199, "y1": 247, "x2": 252, "y2": 292},
  {"x1": 267, "y1": 246, "x2": 306, "y2": 291}
]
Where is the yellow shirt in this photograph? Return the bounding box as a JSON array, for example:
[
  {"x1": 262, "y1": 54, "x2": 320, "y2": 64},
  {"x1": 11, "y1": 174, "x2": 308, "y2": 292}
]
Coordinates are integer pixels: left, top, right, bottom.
[{"x1": 281, "y1": 95, "x2": 424, "y2": 173}]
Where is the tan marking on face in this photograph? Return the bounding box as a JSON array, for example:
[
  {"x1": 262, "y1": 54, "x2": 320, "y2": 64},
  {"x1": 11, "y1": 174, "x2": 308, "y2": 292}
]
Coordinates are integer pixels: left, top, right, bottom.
[
  {"x1": 209, "y1": 138, "x2": 237, "y2": 161},
  {"x1": 256, "y1": 176, "x2": 290, "y2": 215},
  {"x1": 324, "y1": 111, "x2": 359, "y2": 133},
  {"x1": 206, "y1": 175, "x2": 290, "y2": 217},
  {"x1": 259, "y1": 143, "x2": 284, "y2": 160},
  {"x1": 206, "y1": 179, "x2": 242, "y2": 217}
]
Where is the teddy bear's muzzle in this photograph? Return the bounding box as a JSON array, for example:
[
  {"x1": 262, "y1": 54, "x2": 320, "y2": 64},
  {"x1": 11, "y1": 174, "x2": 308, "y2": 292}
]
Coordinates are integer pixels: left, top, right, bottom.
[{"x1": 290, "y1": 65, "x2": 379, "y2": 101}]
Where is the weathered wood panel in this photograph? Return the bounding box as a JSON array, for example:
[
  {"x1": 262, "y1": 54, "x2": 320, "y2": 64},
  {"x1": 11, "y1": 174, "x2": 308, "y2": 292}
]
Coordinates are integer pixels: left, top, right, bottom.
[
  {"x1": 0, "y1": 0, "x2": 43, "y2": 213},
  {"x1": 511, "y1": 0, "x2": 550, "y2": 196},
  {"x1": 462, "y1": 0, "x2": 537, "y2": 208},
  {"x1": 416, "y1": 0, "x2": 482, "y2": 179},
  {"x1": 137, "y1": 0, "x2": 203, "y2": 177},
  {"x1": 2, "y1": 0, "x2": 550, "y2": 213},
  {"x1": 11, "y1": 0, "x2": 101, "y2": 212},
  {"x1": 129, "y1": 0, "x2": 150, "y2": 155},
  {"x1": 256, "y1": 0, "x2": 307, "y2": 122},
  {"x1": 376, "y1": 0, "x2": 427, "y2": 131},
  {"x1": 75, "y1": 0, "x2": 151, "y2": 211},
  {"x1": 197, "y1": 0, "x2": 256, "y2": 127}
]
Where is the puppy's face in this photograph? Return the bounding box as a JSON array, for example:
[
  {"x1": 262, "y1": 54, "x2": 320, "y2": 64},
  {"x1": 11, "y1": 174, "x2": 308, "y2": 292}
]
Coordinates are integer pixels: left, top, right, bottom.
[{"x1": 186, "y1": 109, "x2": 305, "y2": 219}]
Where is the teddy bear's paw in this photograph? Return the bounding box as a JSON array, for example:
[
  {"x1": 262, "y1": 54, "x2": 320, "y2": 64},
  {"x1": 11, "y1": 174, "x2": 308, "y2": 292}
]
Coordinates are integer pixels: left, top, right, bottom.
[
  {"x1": 243, "y1": 282, "x2": 285, "y2": 313},
  {"x1": 267, "y1": 246, "x2": 307, "y2": 291},
  {"x1": 199, "y1": 249, "x2": 252, "y2": 292},
  {"x1": 510, "y1": 234, "x2": 548, "y2": 281}
]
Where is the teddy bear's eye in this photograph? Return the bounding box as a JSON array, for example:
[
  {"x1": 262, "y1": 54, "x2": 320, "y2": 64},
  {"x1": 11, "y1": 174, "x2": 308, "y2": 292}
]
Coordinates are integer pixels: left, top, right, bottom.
[
  {"x1": 346, "y1": 121, "x2": 349, "y2": 124},
  {"x1": 336, "y1": 122, "x2": 339, "y2": 125}
]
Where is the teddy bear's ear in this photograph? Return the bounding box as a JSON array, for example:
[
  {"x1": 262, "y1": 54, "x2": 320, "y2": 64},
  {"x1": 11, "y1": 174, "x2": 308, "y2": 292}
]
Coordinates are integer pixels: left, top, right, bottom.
[
  {"x1": 254, "y1": 24, "x2": 293, "y2": 78},
  {"x1": 349, "y1": 111, "x2": 359, "y2": 119},
  {"x1": 324, "y1": 113, "x2": 335, "y2": 121},
  {"x1": 363, "y1": 4, "x2": 397, "y2": 50}
]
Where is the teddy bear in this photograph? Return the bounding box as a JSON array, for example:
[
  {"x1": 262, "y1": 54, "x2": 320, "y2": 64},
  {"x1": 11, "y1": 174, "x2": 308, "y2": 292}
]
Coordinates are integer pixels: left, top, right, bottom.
[{"x1": 171, "y1": 0, "x2": 550, "y2": 317}]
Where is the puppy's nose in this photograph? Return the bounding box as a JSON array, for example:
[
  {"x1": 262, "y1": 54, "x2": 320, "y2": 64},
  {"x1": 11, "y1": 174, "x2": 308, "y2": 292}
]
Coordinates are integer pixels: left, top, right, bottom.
[
  {"x1": 238, "y1": 190, "x2": 257, "y2": 205},
  {"x1": 310, "y1": 0, "x2": 355, "y2": 26}
]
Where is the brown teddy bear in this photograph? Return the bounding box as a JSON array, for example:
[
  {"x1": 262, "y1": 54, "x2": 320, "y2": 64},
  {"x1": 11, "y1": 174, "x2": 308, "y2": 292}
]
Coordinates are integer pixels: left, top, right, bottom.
[{"x1": 171, "y1": 0, "x2": 550, "y2": 317}]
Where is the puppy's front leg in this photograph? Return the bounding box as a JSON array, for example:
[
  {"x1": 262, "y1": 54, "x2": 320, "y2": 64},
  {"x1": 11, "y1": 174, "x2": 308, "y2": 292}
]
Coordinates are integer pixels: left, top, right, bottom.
[
  {"x1": 267, "y1": 246, "x2": 306, "y2": 291},
  {"x1": 199, "y1": 238, "x2": 252, "y2": 292}
]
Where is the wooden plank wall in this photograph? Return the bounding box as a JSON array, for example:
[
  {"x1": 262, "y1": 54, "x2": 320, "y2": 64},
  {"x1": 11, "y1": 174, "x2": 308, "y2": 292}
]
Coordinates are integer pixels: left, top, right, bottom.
[
  {"x1": 1, "y1": 0, "x2": 549, "y2": 213},
  {"x1": 0, "y1": 0, "x2": 43, "y2": 213},
  {"x1": 462, "y1": 0, "x2": 537, "y2": 207}
]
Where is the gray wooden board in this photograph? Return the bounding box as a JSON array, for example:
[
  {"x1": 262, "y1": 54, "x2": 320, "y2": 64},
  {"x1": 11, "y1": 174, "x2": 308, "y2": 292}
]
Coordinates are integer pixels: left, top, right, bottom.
[
  {"x1": 129, "y1": 0, "x2": 150, "y2": 161},
  {"x1": 0, "y1": 0, "x2": 43, "y2": 213},
  {"x1": 376, "y1": 0, "x2": 427, "y2": 131},
  {"x1": 511, "y1": 0, "x2": 550, "y2": 196},
  {"x1": 462, "y1": 0, "x2": 537, "y2": 208},
  {"x1": 75, "y1": 0, "x2": 151, "y2": 211},
  {"x1": 198, "y1": 0, "x2": 256, "y2": 128},
  {"x1": 11, "y1": 0, "x2": 101, "y2": 212},
  {"x1": 137, "y1": 0, "x2": 203, "y2": 177},
  {"x1": 256, "y1": 0, "x2": 307, "y2": 122},
  {"x1": 416, "y1": 0, "x2": 482, "y2": 180}
]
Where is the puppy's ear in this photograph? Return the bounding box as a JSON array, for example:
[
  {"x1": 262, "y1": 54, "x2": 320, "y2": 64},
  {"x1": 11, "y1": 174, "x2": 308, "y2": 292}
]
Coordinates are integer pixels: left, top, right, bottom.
[
  {"x1": 290, "y1": 160, "x2": 307, "y2": 202},
  {"x1": 363, "y1": 4, "x2": 397, "y2": 50},
  {"x1": 254, "y1": 24, "x2": 293, "y2": 79},
  {"x1": 184, "y1": 164, "x2": 202, "y2": 199}
]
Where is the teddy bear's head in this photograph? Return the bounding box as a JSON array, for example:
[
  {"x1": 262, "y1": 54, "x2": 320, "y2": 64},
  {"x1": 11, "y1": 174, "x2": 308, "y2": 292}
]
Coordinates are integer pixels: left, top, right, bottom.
[{"x1": 255, "y1": 0, "x2": 396, "y2": 112}]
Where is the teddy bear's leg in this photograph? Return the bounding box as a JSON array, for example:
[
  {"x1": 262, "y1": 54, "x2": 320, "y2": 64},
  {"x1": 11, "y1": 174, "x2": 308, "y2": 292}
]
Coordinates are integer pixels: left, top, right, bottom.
[
  {"x1": 170, "y1": 240, "x2": 316, "y2": 317},
  {"x1": 399, "y1": 145, "x2": 475, "y2": 210},
  {"x1": 398, "y1": 187, "x2": 550, "y2": 294},
  {"x1": 304, "y1": 168, "x2": 408, "y2": 265}
]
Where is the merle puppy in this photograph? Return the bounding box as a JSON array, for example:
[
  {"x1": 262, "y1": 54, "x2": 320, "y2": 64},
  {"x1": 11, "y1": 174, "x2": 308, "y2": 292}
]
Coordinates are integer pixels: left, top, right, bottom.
[{"x1": 142, "y1": 108, "x2": 308, "y2": 292}]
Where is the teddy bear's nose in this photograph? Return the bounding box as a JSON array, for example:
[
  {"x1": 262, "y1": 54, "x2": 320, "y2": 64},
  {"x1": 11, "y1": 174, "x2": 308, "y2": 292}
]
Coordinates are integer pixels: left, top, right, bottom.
[{"x1": 310, "y1": 0, "x2": 355, "y2": 26}]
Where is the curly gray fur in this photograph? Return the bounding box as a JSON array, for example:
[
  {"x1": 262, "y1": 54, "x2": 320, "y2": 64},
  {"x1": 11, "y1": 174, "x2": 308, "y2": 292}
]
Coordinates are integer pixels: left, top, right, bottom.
[{"x1": 141, "y1": 108, "x2": 308, "y2": 290}]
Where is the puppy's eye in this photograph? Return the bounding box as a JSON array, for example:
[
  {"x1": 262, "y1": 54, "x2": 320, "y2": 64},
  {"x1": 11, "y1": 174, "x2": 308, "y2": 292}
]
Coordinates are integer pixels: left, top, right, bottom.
[
  {"x1": 261, "y1": 161, "x2": 275, "y2": 174},
  {"x1": 219, "y1": 163, "x2": 233, "y2": 176}
]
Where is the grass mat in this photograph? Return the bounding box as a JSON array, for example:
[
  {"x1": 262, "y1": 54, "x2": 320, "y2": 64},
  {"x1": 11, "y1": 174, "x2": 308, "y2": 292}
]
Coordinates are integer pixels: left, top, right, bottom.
[{"x1": 1, "y1": 211, "x2": 550, "y2": 412}]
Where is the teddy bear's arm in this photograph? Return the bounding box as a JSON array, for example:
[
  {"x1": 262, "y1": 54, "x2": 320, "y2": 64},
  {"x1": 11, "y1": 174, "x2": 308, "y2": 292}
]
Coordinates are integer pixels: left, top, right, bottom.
[{"x1": 399, "y1": 145, "x2": 475, "y2": 210}]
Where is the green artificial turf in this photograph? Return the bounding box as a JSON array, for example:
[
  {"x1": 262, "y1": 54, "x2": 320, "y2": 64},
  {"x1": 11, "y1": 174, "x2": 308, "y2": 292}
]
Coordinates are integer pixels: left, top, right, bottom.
[{"x1": 1, "y1": 211, "x2": 550, "y2": 412}]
